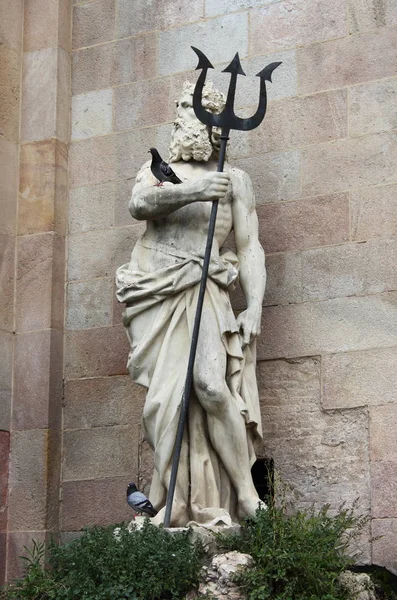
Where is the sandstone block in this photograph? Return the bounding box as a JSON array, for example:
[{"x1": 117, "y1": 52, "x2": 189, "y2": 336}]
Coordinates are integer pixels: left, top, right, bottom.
[
  {"x1": 0, "y1": 333, "x2": 13, "y2": 431},
  {"x1": 348, "y1": 0, "x2": 397, "y2": 33},
  {"x1": 158, "y1": 12, "x2": 248, "y2": 76},
  {"x1": 117, "y1": 0, "x2": 203, "y2": 39},
  {"x1": 258, "y1": 193, "x2": 349, "y2": 254},
  {"x1": 370, "y1": 404, "x2": 397, "y2": 462},
  {"x1": 350, "y1": 78, "x2": 397, "y2": 138},
  {"x1": 302, "y1": 132, "x2": 397, "y2": 197},
  {"x1": 234, "y1": 150, "x2": 300, "y2": 203},
  {"x1": 0, "y1": 532, "x2": 5, "y2": 585},
  {"x1": 19, "y1": 139, "x2": 68, "y2": 235},
  {"x1": 64, "y1": 375, "x2": 145, "y2": 430},
  {"x1": 0, "y1": 138, "x2": 18, "y2": 235},
  {"x1": 0, "y1": 0, "x2": 23, "y2": 51},
  {"x1": 263, "y1": 252, "x2": 303, "y2": 307},
  {"x1": 72, "y1": 89, "x2": 112, "y2": 141},
  {"x1": 351, "y1": 184, "x2": 397, "y2": 242},
  {"x1": 113, "y1": 282, "x2": 125, "y2": 325},
  {"x1": 114, "y1": 78, "x2": 175, "y2": 132},
  {"x1": 24, "y1": 0, "x2": 71, "y2": 52},
  {"x1": 114, "y1": 178, "x2": 136, "y2": 227},
  {"x1": 371, "y1": 461, "x2": 397, "y2": 518},
  {"x1": 72, "y1": 0, "x2": 115, "y2": 49},
  {"x1": 0, "y1": 431, "x2": 10, "y2": 530},
  {"x1": 323, "y1": 348, "x2": 397, "y2": 410},
  {"x1": 372, "y1": 518, "x2": 397, "y2": 575},
  {"x1": 69, "y1": 181, "x2": 115, "y2": 233},
  {"x1": 6, "y1": 531, "x2": 46, "y2": 581},
  {"x1": 66, "y1": 278, "x2": 113, "y2": 330},
  {"x1": 298, "y1": 28, "x2": 397, "y2": 95},
  {"x1": 206, "y1": 0, "x2": 276, "y2": 16},
  {"x1": 258, "y1": 292, "x2": 397, "y2": 360},
  {"x1": 61, "y1": 477, "x2": 133, "y2": 530},
  {"x1": 250, "y1": 0, "x2": 346, "y2": 56},
  {"x1": 64, "y1": 325, "x2": 129, "y2": 379},
  {"x1": 8, "y1": 430, "x2": 48, "y2": 531},
  {"x1": 0, "y1": 46, "x2": 22, "y2": 143},
  {"x1": 301, "y1": 238, "x2": 397, "y2": 302},
  {"x1": 0, "y1": 234, "x2": 15, "y2": 333},
  {"x1": 63, "y1": 425, "x2": 138, "y2": 481}
]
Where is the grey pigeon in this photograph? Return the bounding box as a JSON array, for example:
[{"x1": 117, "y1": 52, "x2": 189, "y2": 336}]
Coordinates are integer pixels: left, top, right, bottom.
[
  {"x1": 127, "y1": 482, "x2": 157, "y2": 517},
  {"x1": 148, "y1": 147, "x2": 182, "y2": 186}
]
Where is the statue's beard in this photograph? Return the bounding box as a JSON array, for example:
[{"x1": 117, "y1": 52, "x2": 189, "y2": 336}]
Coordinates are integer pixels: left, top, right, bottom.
[{"x1": 168, "y1": 118, "x2": 215, "y2": 163}]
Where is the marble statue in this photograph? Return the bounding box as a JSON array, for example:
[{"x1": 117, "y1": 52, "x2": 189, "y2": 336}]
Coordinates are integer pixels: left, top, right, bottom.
[{"x1": 116, "y1": 81, "x2": 266, "y2": 527}]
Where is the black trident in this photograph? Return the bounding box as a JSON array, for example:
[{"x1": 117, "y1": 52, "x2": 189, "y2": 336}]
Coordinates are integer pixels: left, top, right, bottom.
[{"x1": 163, "y1": 48, "x2": 281, "y2": 527}]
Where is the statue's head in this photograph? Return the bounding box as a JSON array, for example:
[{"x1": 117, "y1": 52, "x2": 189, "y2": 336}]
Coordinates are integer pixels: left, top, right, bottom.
[{"x1": 169, "y1": 81, "x2": 225, "y2": 163}]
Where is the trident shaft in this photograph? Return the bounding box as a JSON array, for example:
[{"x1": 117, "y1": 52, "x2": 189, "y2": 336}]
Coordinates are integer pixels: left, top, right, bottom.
[{"x1": 163, "y1": 48, "x2": 281, "y2": 528}]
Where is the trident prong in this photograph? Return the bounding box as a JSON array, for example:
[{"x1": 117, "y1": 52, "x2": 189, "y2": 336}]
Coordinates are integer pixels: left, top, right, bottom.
[{"x1": 163, "y1": 48, "x2": 281, "y2": 528}]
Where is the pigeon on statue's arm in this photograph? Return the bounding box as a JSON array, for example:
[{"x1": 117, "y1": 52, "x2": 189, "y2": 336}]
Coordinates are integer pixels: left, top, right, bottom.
[
  {"x1": 148, "y1": 147, "x2": 182, "y2": 186},
  {"x1": 126, "y1": 482, "x2": 157, "y2": 517}
]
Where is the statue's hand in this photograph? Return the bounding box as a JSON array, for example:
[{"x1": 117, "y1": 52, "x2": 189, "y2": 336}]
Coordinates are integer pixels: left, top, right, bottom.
[
  {"x1": 236, "y1": 305, "x2": 262, "y2": 347},
  {"x1": 196, "y1": 172, "x2": 230, "y2": 201}
]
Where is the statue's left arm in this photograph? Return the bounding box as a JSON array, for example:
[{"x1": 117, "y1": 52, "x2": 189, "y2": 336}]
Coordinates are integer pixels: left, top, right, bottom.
[{"x1": 230, "y1": 168, "x2": 266, "y2": 347}]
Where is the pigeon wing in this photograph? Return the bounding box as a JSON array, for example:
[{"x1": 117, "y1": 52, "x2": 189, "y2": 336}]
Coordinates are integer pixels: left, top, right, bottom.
[{"x1": 160, "y1": 161, "x2": 182, "y2": 184}]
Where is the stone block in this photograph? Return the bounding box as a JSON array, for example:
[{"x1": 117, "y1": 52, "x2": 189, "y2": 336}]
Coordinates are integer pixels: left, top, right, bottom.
[
  {"x1": 69, "y1": 128, "x2": 156, "y2": 188},
  {"x1": 371, "y1": 461, "x2": 397, "y2": 518},
  {"x1": 0, "y1": 234, "x2": 15, "y2": 332},
  {"x1": 298, "y1": 28, "x2": 397, "y2": 95},
  {"x1": 67, "y1": 223, "x2": 144, "y2": 281},
  {"x1": 72, "y1": 33, "x2": 156, "y2": 95},
  {"x1": 323, "y1": 348, "x2": 397, "y2": 410},
  {"x1": 249, "y1": 89, "x2": 347, "y2": 154},
  {"x1": 114, "y1": 178, "x2": 136, "y2": 227},
  {"x1": 0, "y1": 431, "x2": 10, "y2": 531},
  {"x1": 16, "y1": 232, "x2": 65, "y2": 332},
  {"x1": 301, "y1": 238, "x2": 397, "y2": 302},
  {"x1": 64, "y1": 375, "x2": 145, "y2": 430},
  {"x1": 6, "y1": 531, "x2": 47, "y2": 580},
  {"x1": 258, "y1": 292, "x2": 397, "y2": 360},
  {"x1": 302, "y1": 132, "x2": 397, "y2": 197},
  {"x1": 61, "y1": 477, "x2": 133, "y2": 530},
  {"x1": 370, "y1": 405, "x2": 397, "y2": 462},
  {"x1": 348, "y1": 0, "x2": 397, "y2": 33},
  {"x1": 0, "y1": 333, "x2": 13, "y2": 431},
  {"x1": 158, "y1": 12, "x2": 248, "y2": 76},
  {"x1": 113, "y1": 282, "x2": 125, "y2": 325},
  {"x1": 258, "y1": 193, "x2": 349, "y2": 254},
  {"x1": 0, "y1": 532, "x2": 5, "y2": 586},
  {"x1": 239, "y1": 50, "x2": 297, "y2": 104},
  {"x1": 351, "y1": 184, "x2": 397, "y2": 242},
  {"x1": 117, "y1": 0, "x2": 203, "y2": 39},
  {"x1": 349, "y1": 78, "x2": 397, "y2": 138},
  {"x1": 114, "y1": 78, "x2": 175, "y2": 132},
  {"x1": 206, "y1": 0, "x2": 276, "y2": 16},
  {"x1": 372, "y1": 518, "x2": 397, "y2": 575},
  {"x1": 0, "y1": 0, "x2": 23, "y2": 51},
  {"x1": 69, "y1": 182, "x2": 115, "y2": 233},
  {"x1": 8, "y1": 430, "x2": 47, "y2": 531},
  {"x1": 63, "y1": 425, "x2": 138, "y2": 481},
  {"x1": 72, "y1": 0, "x2": 115, "y2": 49},
  {"x1": 66, "y1": 278, "x2": 113, "y2": 330},
  {"x1": 0, "y1": 138, "x2": 18, "y2": 235},
  {"x1": 0, "y1": 46, "x2": 22, "y2": 143},
  {"x1": 250, "y1": 0, "x2": 346, "y2": 56},
  {"x1": 19, "y1": 139, "x2": 68, "y2": 235},
  {"x1": 24, "y1": 0, "x2": 71, "y2": 52},
  {"x1": 264, "y1": 251, "x2": 303, "y2": 307},
  {"x1": 72, "y1": 88, "x2": 112, "y2": 141},
  {"x1": 64, "y1": 325, "x2": 129, "y2": 379},
  {"x1": 234, "y1": 150, "x2": 300, "y2": 203}
]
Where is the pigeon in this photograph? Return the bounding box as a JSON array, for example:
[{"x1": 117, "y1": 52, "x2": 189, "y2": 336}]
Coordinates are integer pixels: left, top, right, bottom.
[
  {"x1": 127, "y1": 482, "x2": 157, "y2": 517},
  {"x1": 148, "y1": 147, "x2": 182, "y2": 186}
]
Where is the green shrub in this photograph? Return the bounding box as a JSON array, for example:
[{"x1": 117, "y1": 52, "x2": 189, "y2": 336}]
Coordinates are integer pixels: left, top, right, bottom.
[{"x1": 217, "y1": 502, "x2": 369, "y2": 600}]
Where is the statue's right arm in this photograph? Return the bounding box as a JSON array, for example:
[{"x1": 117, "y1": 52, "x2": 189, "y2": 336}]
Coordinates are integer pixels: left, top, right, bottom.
[{"x1": 129, "y1": 164, "x2": 230, "y2": 220}]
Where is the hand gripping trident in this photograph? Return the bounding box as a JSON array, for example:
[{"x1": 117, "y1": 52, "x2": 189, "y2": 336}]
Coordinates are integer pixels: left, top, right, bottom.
[{"x1": 163, "y1": 48, "x2": 281, "y2": 527}]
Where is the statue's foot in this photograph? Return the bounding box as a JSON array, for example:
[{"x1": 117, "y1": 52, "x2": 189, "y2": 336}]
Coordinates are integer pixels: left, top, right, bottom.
[{"x1": 238, "y1": 495, "x2": 267, "y2": 520}]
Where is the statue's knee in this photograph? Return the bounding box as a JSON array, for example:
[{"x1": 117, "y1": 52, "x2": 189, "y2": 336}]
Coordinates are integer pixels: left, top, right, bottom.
[{"x1": 194, "y1": 378, "x2": 227, "y2": 414}]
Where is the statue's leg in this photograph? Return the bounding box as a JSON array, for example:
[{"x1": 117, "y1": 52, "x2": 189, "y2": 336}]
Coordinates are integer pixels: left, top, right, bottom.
[{"x1": 193, "y1": 307, "x2": 265, "y2": 519}]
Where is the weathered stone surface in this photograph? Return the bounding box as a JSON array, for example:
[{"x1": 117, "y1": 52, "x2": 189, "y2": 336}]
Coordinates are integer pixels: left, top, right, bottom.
[
  {"x1": 0, "y1": 46, "x2": 21, "y2": 144},
  {"x1": 0, "y1": 0, "x2": 23, "y2": 51},
  {"x1": 301, "y1": 239, "x2": 397, "y2": 302},
  {"x1": 258, "y1": 292, "x2": 397, "y2": 360},
  {"x1": 63, "y1": 425, "x2": 138, "y2": 481},
  {"x1": 250, "y1": 0, "x2": 346, "y2": 56},
  {"x1": 348, "y1": 0, "x2": 397, "y2": 33},
  {"x1": 298, "y1": 28, "x2": 397, "y2": 95},
  {"x1": 302, "y1": 132, "x2": 397, "y2": 197},
  {"x1": 0, "y1": 532, "x2": 6, "y2": 585},
  {"x1": 158, "y1": 12, "x2": 248, "y2": 76},
  {"x1": 64, "y1": 325, "x2": 129, "y2": 378},
  {"x1": 350, "y1": 78, "x2": 397, "y2": 138},
  {"x1": 117, "y1": 0, "x2": 203, "y2": 39},
  {"x1": 69, "y1": 181, "x2": 115, "y2": 233},
  {"x1": 113, "y1": 178, "x2": 136, "y2": 227},
  {"x1": 72, "y1": 33, "x2": 157, "y2": 95},
  {"x1": 114, "y1": 78, "x2": 175, "y2": 132},
  {"x1": 6, "y1": 531, "x2": 46, "y2": 581},
  {"x1": 323, "y1": 348, "x2": 397, "y2": 410},
  {"x1": 197, "y1": 552, "x2": 253, "y2": 600},
  {"x1": 338, "y1": 570, "x2": 377, "y2": 600},
  {"x1": 72, "y1": 0, "x2": 115, "y2": 48},
  {"x1": 0, "y1": 333, "x2": 13, "y2": 431},
  {"x1": 138, "y1": 437, "x2": 154, "y2": 498},
  {"x1": 234, "y1": 150, "x2": 300, "y2": 203},
  {"x1": 72, "y1": 88, "x2": 113, "y2": 140},
  {"x1": 0, "y1": 234, "x2": 15, "y2": 332},
  {"x1": 263, "y1": 252, "x2": 303, "y2": 307},
  {"x1": 0, "y1": 138, "x2": 18, "y2": 235},
  {"x1": 0, "y1": 431, "x2": 10, "y2": 531},
  {"x1": 8, "y1": 430, "x2": 48, "y2": 531},
  {"x1": 61, "y1": 477, "x2": 134, "y2": 530},
  {"x1": 64, "y1": 375, "x2": 145, "y2": 430},
  {"x1": 257, "y1": 193, "x2": 349, "y2": 253},
  {"x1": 206, "y1": 0, "x2": 276, "y2": 16},
  {"x1": 66, "y1": 278, "x2": 113, "y2": 330},
  {"x1": 370, "y1": 405, "x2": 397, "y2": 462},
  {"x1": 24, "y1": 0, "x2": 71, "y2": 52},
  {"x1": 372, "y1": 518, "x2": 397, "y2": 575},
  {"x1": 67, "y1": 224, "x2": 144, "y2": 281},
  {"x1": 351, "y1": 184, "x2": 397, "y2": 242},
  {"x1": 371, "y1": 461, "x2": 397, "y2": 519}
]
